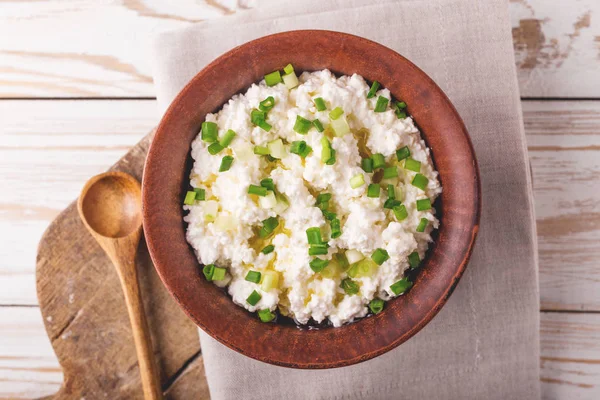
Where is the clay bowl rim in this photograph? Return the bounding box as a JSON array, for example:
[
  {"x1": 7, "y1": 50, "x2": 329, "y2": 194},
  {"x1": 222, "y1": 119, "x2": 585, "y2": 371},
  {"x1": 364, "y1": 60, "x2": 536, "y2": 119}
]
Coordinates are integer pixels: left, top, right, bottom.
[{"x1": 142, "y1": 30, "x2": 481, "y2": 369}]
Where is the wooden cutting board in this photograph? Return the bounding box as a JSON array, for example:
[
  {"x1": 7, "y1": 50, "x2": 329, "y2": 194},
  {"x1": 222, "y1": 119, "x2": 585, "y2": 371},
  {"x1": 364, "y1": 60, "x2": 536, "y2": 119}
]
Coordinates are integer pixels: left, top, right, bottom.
[{"x1": 35, "y1": 130, "x2": 210, "y2": 399}]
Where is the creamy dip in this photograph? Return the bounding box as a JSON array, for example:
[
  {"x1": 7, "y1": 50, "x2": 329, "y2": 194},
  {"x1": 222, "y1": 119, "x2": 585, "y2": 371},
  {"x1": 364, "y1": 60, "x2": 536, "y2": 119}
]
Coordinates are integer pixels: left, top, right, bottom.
[{"x1": 183, "y1": 66, "x2": 441, "y2": 327}]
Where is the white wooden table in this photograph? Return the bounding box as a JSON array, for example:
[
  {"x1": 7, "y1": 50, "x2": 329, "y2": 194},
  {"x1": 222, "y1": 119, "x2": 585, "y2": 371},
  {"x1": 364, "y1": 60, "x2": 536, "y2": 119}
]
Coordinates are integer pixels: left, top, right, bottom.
[{"x1": 1, "y1": 1, "x2": 599, "y2": 398}]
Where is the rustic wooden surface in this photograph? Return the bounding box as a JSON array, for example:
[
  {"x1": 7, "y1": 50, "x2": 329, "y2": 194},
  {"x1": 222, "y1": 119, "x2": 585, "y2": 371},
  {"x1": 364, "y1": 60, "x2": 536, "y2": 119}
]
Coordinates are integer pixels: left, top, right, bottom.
[{"x1": 0, "y1": 0, "x2": 599, "y2": 398}]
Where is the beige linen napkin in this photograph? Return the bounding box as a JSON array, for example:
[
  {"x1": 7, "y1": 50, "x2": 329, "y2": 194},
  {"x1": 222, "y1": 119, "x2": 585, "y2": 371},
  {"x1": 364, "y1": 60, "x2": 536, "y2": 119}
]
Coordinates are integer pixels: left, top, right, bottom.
[{"x1": 152, "y1": 0, "x2": 540, "y2": 399}]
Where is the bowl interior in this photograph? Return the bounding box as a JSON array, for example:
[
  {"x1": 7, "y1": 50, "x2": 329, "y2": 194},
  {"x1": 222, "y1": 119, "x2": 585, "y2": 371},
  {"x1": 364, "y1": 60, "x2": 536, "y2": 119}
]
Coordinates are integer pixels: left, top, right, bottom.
[{"x1": 142, "y1": 30, "x2": 480, "y2": 369}]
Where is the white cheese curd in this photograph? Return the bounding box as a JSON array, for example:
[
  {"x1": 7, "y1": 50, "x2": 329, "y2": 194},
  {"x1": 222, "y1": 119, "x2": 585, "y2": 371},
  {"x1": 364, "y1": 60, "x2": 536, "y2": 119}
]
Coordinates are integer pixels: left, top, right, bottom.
[{"x1": 184, "y1": 68, "x2": 442, "y2": 327}]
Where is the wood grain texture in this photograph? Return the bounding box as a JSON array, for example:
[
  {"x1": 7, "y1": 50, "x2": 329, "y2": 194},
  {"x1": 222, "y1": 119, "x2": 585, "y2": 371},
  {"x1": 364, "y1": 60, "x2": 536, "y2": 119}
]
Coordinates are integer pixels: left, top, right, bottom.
[{"x1": 0, "y1": 0, "x2": 598, "y2": 97}]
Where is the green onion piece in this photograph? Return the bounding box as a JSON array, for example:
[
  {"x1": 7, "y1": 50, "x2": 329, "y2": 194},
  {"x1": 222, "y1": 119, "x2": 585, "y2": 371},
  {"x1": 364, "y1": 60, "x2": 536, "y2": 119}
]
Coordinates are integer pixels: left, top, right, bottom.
[
  {"x1": 261, "y1": 271, "x2": 279, "y2": 291},
  {"x1": 362, "y1": 158, "x2": 373, "y2": 173},
  {"x1": 309, "y1": 246, "x2": 328, "y2": 256},
  {"x1": 219, "y1": 156, "x2": 234, "y2": 172},
  {"x1": 393, "y1": 205, "x2": 408, "y2": 221},
  {"x1": 416, "y1": 218, "x2": 429, "y2": 232},
  {"x1": 262, "y1": 217, "x2": 279, "y2": 233},
  {"x1": 383, "y1": 166, "x2": 398, "y2": 179},
  {"x1": 254, "y1": 145, "x2": 269, "y2": 155},
  {"x1": 259, "y1": 96, "x2": 275, "y2": 112},
  {"x1": 194, "y1": 188, "x2": 206, "y2": 201},
  {"x1": 260, "y1": 178, "x2": 275, "y2": 191},
  {"x1": 212, "y1": 267, "x2": 227, "y2": 281},
  {"x1": 314, "y1": 97, "x2": 327, "y2": 111},
  {"x1": 248, "y1": 184, "x2": 268, "y2": 196},
  {"x1": 322, "y1": 210, "x2": 336, "y2": 221},
  {"x1": 369, "y1": 298, "x2": 385, "y2": 314},
  {"x1": 245, "y1": 270, "x2": 262, "y2": 283},
  {"x1": 395, "y1": 110, "x2": 407, "y2": 119},
  {"x1": 203, "y1": 264, "x2": 215, "y2": 280},
  {"x1": 340, "y1": 278, "x2": 359, "y2": 295},
  {"x1": 326, "y1": 149, "x2": 336, "y2": 165},
  {"x1": 306, "y1": 227, "x2": 323, "y2": 244},
  {"x1": 313, "y1": 119, "x2": 325, "y2": 132},
  {"x1": 316, "y1": 193, "x2": 331, "y2": 204},
  {"x1": 261, "y1": 245, "x2": 275, "y2": 255},
  {"x1": 201, "y1": 121, "x2": 218, "y2": 143},
  {"x1": 390, "y1": 278, "x2": 412, "y2": 295},
  {"x1": 334, "y1": 253, "x2": 349, "y2": 271},
  {"x1": 317, "y1": 201, "x2": 329, "y2": 211},
  {"x1": 330, "y1": 218, "x2": 342, "y2": 238},
  {"x1": 350, "y1": 173, "x2": 365, "y2": 189},
  {"x1": 411, "y1": 173, "x2": 429, "y2": 190},
  {"x1": 184, "y1": 191, "x2": 196, "y2": 205},
  {"x1": 372, "y1": 153, "x2": 386, "y2": 169},
  {"x1": 384, "y1": 199, "x2": 401, "y2": 209},
  {"x1": 387, "y1": 184, "x2": 395, "y2": 200},
  {"x1": 367, "y1": 184, "x2": 380, "y2": 198},
  {"x1": 293, "y1": 115, "x2": 312, "y2": 134},
  {"x1": 408, "y1": 251, "x2": 421, "y2": 269},
  {"x1": 367, "y1": 81, "x2": 380, "y2": 99},
  {"x1": 282, "y1": 72, "x2": 299, "y2": 89},
  {"x1": 416, "y1": 198, "x2": 432, "y2": 211},
  {"x1": 283, "y1": 63, "x2": 294, "y2": 75},
  {"x1": 258, "y1": 120, "x2": 272, "y2": 132},
  {"x1": 264, "y1": 70, "x2": 282, "y2": 86},
  {"x1": 329, "y1": 107, "x2": 344, "y2": 120},
  {"x1": 219, "y1": 129, "x2": 236, "y2": 147},
  {"x1": 246, "y1": 290, "x2": 262, "y2": 306},
  {"x1": 374, "y1": 96, "x2": 389, "y2": 112},
  {"x1": 257, "y1": 309, "x2": 276, "y2": 322},
  {"x1": 371, "y1": 248, "x2": 390, "y2": 265},
  {"x1": 321, "y1": 137, "x2": 336, "y2": 165},
  {"x1": 250, "y1": 109, "x2": 266, "y2": 125},
  {"x1": 404, "y1": 158, "x2": 421, "y2": 172},
  {"x1": 396, "y1": 146, "x2": 411, "y2": 161},
  {"x1": 396, "y1": 101, "x2": 407, "y2": 109},
  {"x1": 266, "y1": 155, "x2": 277, "y2": 162},
  {"x1": 331, "y1": 116, "x2": 350, "y2": 137},
  {"x1": 208, "y1": 142, "x2": 224, "y2": 155},
  {"x1": 309, "y1": 257, "x2": 329, "y2": 273},
  {"x1": 290, "y1": 140, "x2": 312, "y2": 158}
]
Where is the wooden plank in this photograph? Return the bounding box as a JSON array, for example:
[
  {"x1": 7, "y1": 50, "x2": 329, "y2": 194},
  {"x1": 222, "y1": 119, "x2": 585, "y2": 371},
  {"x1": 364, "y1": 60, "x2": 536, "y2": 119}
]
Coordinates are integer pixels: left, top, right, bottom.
[{"x1": 0, "y1": 1, "x2": 599, "y2": 98}]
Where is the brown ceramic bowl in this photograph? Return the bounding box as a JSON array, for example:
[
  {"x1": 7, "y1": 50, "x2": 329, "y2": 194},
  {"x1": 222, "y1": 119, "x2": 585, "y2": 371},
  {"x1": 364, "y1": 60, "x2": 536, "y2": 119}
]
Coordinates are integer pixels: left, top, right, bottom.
[{"x1": 143, "y1": 30, "x2": 480, "y2": 369}]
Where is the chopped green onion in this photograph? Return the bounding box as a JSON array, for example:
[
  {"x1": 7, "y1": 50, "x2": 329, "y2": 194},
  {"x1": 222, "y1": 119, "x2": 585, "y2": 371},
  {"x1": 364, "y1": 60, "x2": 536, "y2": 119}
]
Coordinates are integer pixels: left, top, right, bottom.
[
  {"x1": 340, "y1": 278, "x2": 359, "y2": 295},
  {"x1": 416, "y1": 218, "x2": 429, "y2": 232},
  {"x1": 408, "y1": 251, "x2": 421, "y2": 269},
  {"x1": 254, "y1": 145, "x2": 269, "y2": 155},
  {"x1": 219, "y1": 156, "x2": 234, "y2": 172},
  {"x1": 201, "y1": 121, "x2": 218, "y2": 143},
  {"x1": 404, "y1": 158, "x2": 421, "y2": 172},
  {"x1": 371, "y1": 248, "x2": 390, "y2": 265},
  {"x1": 202, "y1": 264, "x2": 215, "y2": 280},
  {"x1": 194, "y1": 188, "x2": 206, "y2": 201},
  {"x1": 283, "y1": 72, "x2": 299, "y2": 89},
  {"x1": 212, "y1": 267, "x2": 227, "y2": 281},
  {"x1": 369, "y1": 298, "x2": 385, "y2": 314},
  {"x1": 184, "y1": 191, "x2": 197, "y2": 205},
  {"x1": 258, "y1": 120, "x2": 272, "y2": 132},
  {"x1": 335, "y1": 253, "x2": 349, "y2": 270},
  {"x1": 261, "y1": 245, "x2": 275, "y2": 255},
  {"x1": 367, "y1": 81, "x2": 380, "y2": 99},
  {"x1": 309, "y1": 257, "x2": 329, "y2": 273},
  {"x1": 390, "y1": 278, "x2": 412, "y2": 295},
  {"x1": 416, "y1": 198, "x2": 432, "y2": 211},
  {"x1": 362, "y1": 158, "x2": 373, "y2": 173},
  {"x1": 322, "y1": 210, "x2": 336, "y2": 221},
  {"x1": 411, "y1": 173, "x2": 429, "y2": 190},
  {"x1": 384, "y1": 199, "x2": 401, "y2": 209},
  {"x1": 251, "y1": 109, "x2": 266, "y2": 125},
  {"x1": 306, "y1": 227, "x2": 323, "y2": 244},
  {"x1": 219, "y1": 129, "x2": 236, "y2": 147},
  {"x1": 245, "y1": 270, "x2": 262, "y2": 283},
  {"x1": 261, "y1": 270, "x2": 280, "y2": 291},
  {"x1": 350, "y1": 173, "x2": 365, "y2": 189},
  {"x1": 367, "y1": 184, "x2": 380, "y2": 198},
  {"x1": 283, "y1": 63, "x2": 294, "y2": 75},
  {"x1": 345, "y1": 249, "x2": 365, "y2": 265},
  {"x1": 260, "y1": 178, "x2": 275, "y2": 191},
  {"x1": 208, "y1": 142, "x2": 224, "y2": 155},
  {"x1": 396, "y1": 101, "x2": 407, "y2": 109},
  {"x1": 374, "y1": 96, "x2": 389, "y2": 112},
  {"x1": 262, "y1": 217, "x2": 279, "y2": 233},
  {"x1": 331, "y1": 116, "x2": 350, "y2": 136},
  {"x1": 329, "y1": 107, "x2": 344, "y2": 120},
  {"x1": 330, "y1": 218, "x2": 342, "y2": 238},
  {"x1": 314, "y1": 97, "x2": 327, "y2": 111},
  {"x1": 316, "y1": 193, "x2": 331, "y2": 204},
  {"x1": 395, "y1": 110, "x2": 407, "y2": 119},
  {"x1": 321, "y1": 137, "x2": 336, "y2": 165},
  {"x1": 246, "y1": 290, "x2": 262, "y2": 306},
  {"x1": 264, "y1": 70, "x2": 282, "y2": 86},
  {"x1": 259, "y1": 191, "x2": 277, "y2": 209},
  {"x1": 347, "y1": 258, "x2": 378, "y2": 278},
  {"x1": 383, "y1": 166, "x2": 398, "y2": 179},
  {"x1": 313, "y1": 119, "x2": 324, "y2": 132},
  {"x1": 393, "y1": 205, "x2": 409, "y2": 221},
  {"x1": 293, "y1": 115, "x2": 312, "y2": 134},
  {"x1": 257, "y1": 309, "x2": 276, "y2": 322},
  {"x1": 372, "y1": 153, "x2": 386, "y2": 169},
  {"x1": 258, "y1": 228, "x2": 272, "y2": 239},
  {"x1": 267, "y1": 139, "x2": 286, "y2": 159},
  {"x1": 396, "y1": 146, "x2": 411, "y2": 161},
  {"x1": 309, "y1": 245, "x2": 329, "y2": 256},
  {"x1": 248, "y1": 184, "x2": 268, "y2": 196},
  {"x1": 259, "y1": 96, "x2": 275, "y2": 112},
  {"x1": 387, "y1": 184, "x2": 395, "y2": 200},
  {"x1": 290, "y1": 140, "x2": 312, "y2": 158}
]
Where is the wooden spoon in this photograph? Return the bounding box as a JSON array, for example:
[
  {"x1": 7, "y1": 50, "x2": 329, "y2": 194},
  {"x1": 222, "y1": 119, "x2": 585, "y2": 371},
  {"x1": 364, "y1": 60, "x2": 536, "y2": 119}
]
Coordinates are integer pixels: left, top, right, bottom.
[{"x1": 77, "y1": 171, "x2": 163, "y2": 400}]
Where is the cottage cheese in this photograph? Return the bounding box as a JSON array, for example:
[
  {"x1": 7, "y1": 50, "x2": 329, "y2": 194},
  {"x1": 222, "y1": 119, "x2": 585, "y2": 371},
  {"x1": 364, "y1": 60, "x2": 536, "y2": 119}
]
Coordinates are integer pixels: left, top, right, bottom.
[{"x1": 184, "y1": 70, "x2": 441, "y2": 327}]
